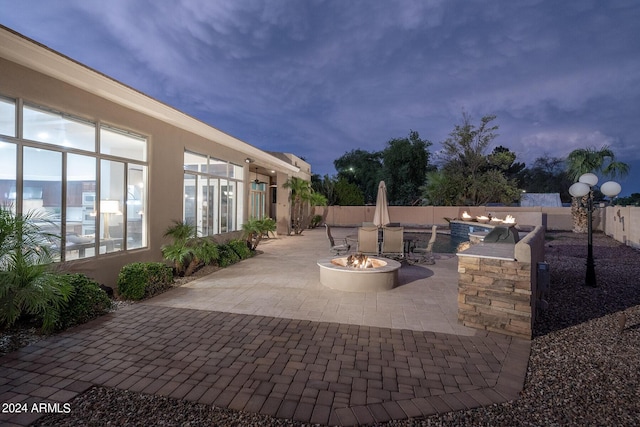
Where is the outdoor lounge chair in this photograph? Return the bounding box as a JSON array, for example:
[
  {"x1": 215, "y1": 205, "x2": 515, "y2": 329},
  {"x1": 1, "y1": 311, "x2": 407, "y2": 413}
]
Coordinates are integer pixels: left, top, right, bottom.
[
  {"x1": 381, "y1": 226, "x2": 404, "y2": 258},
  {"x1": 325, "y1": 224, "x2": 350, "y2": 255},
  {"x1": 357, "y1": 226, "x2": 379, "y2": 255},
  {"x1": 411, "y1": 225, "x2": 437, "y2": 264}
]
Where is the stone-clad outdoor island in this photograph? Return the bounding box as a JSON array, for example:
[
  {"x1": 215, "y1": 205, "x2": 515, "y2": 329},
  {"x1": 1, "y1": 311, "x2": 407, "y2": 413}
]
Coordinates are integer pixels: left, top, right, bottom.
[{"x1": 456, "y1": 225, "x2": 546, "y2": 339}]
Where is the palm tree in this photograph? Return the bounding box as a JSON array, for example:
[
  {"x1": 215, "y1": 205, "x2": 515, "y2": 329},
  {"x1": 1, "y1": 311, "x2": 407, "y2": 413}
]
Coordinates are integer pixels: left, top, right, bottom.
[
  {"x1": 242, "y1": 217, "x2": 276, "y2": 250},
  {"x1": 161, "y1": 220, "x2": 196, "y2": 275},
  {"x1": 283, "y1": 177, "x2": 312, "y2": 235},
  {"x1": 307, "y1": 192, "x2": 328, "y2": 228},
  {"x1": 566, "y1": 146, "x2": 629, "y2": 181},
  {"x1": 566, "y1": 145, "x2": 629, "y2": 233}
]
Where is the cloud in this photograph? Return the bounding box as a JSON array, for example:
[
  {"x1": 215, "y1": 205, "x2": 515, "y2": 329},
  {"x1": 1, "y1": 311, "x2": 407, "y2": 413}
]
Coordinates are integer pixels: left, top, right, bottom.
[{"x1": 1, "y1": 0, "x2": 639, "y2": 190}]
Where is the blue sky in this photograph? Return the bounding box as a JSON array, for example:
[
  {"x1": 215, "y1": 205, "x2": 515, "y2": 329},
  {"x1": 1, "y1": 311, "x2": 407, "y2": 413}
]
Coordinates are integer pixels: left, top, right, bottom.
[{"x1": 2, "y1": 0, "x2": 639, "y2": 195}]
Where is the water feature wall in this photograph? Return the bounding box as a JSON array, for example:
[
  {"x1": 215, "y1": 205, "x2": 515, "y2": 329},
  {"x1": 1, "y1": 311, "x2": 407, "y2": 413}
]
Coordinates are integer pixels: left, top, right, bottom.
[{"x1": 449, "y1": 220, "x2": 493, "y2": 240}]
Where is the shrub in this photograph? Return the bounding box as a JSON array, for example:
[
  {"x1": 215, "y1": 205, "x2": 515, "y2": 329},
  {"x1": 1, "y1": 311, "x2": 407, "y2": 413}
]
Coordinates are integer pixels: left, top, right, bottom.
[
  {"x1": 228, "y1": 238, "x2": 252, "y2": 260},
  {"x1": 184, "y1": 238, "x2": 219, "y2": 276},
  {"x1": 217, "y1": 243, "x2": 240, "y2": 267},
  {"x1": 310, "y1": 214, "x2": 323, "y2": 228},
  {"x1": 117, "y1": 262, "x2": 173, "y2": 300},
  {"x1": 0, "y1": 207, "x2": 72, "y2": 333},
  {"x1": 242, "y1": 217, "x2": 276, "y2": 250},
  {"x1": 161, "y1": 220, "x2": 196, "y2": 276},
  {"x1": 57, "y1": 274, "x2": 111, "y2": 330}
]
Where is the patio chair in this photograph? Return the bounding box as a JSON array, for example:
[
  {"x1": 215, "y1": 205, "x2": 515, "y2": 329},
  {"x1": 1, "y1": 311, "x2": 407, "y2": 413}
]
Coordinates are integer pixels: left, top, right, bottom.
[
  {"x1": 411, "y1": 225, "x2": 437, "y2": 264},
  {"x1": 325, "y1": 224, "x2": 350, "y2": 255},
  {"x1": 381, "y1": 226, "x2": 404, "y2": 259},
  {"x1": 357, "y1": 226, "x2": 379, "y2": 255}
]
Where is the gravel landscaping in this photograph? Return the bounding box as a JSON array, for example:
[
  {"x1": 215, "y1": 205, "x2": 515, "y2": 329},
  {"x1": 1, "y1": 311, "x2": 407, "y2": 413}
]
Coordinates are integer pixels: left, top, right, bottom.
[{"x1": 6, "y1": 231, "x2": 639, "y2": 426}]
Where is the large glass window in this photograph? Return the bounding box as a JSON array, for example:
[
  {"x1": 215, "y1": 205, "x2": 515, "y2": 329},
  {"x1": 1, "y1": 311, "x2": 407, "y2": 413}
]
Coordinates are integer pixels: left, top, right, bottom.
[
  {"x1": 100, "y1": 126, "x2": 146, "y2": 162},
  {"x1": 65, "y1": 154, "x2": 96, "y2": 260},
  {"x1": 184, "y1": 151, "x2": 207, "y2": 173},
  {"x1": 23, "y1": 105, "x2": 95, "y2": 151},
  {"x1": 23, "y1": 147, "x2": 62, "y2": 258},
  {"x1": 0, "y1": 97, "x2": 16, "y2": 137},
  {"x1": 3, "y1": 96, "x2": 149, "y2": 262},
  {"x1": 183, "y1": 151, "x2": 243, "y2": 236},
  {"x1": 220, "y1": 179, "x2": 230, "y2": 233},
  {"x1": 236, "y1": 181, "x2": 244, "y2": 228},
  {"x1": 208, "y1": 158, "x2": 227, "y2": 176},
  {"x1": 0, "y1": 142, "x2": 16, "y2": 207},
  {"x1": 250, "y1": 181, "x2": 267, "y2": 219},
  {"x1": 100, "y1": 160, "x2": 125, "y2": 254},
  {"x1": 127, "y1": 165, "x2": 147, "y2": 249},
  {"x1": 184, "y1": 173, "x2": 197, "y2": 228}
]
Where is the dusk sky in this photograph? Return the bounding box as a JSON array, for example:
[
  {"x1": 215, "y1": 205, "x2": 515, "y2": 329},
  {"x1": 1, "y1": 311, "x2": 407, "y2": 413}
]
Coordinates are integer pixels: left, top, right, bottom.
[{"x1": 2, "y1": 0, "x2": 639, "y2": 195}]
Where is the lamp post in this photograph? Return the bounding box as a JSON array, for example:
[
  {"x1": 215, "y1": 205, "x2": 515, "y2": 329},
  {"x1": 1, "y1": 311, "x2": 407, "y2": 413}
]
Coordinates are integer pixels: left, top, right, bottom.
[{"x1": 568, "y1": 173, "x2": 621, "y2": 287}]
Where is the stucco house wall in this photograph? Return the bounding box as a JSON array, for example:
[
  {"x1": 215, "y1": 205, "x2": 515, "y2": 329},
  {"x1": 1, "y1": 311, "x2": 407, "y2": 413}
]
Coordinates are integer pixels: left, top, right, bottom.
[{"x1": 0, "y1": 26, "x2": 309, "y2": 287}]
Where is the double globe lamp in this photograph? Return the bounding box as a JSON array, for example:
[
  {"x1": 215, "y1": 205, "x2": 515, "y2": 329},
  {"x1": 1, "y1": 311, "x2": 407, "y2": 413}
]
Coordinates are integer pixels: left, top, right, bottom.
[{"x1": 568, "y1": 173, "x2": 622, "y2": 287}]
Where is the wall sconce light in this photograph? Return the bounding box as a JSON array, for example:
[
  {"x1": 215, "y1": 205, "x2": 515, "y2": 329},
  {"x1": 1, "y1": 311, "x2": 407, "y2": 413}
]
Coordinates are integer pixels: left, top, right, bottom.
[{"x1": 245, "y1": 158, "x2": 253, "y2": 164}]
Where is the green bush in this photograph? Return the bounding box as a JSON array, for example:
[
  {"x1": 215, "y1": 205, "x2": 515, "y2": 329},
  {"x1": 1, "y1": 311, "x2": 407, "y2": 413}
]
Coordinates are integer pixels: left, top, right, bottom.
[
  {"x1": 242, "y1": 217, "x2": 276, "y2": 250},
  {"x1": 0, "y1": 207, "x2": 72, "y2": 333},
  {"x1": 185, "y1": 238, "x2": 220, "y2": 276},
  {"x1": 161, "y1": 220, "x2": 196, "y2": 276},
  {"x1": 217, "y1": 243, "x2": 240, "y2": 267},
  {"x1": 228, "y1": 238, "x2": 252, "y2": 260},
  {"x1": 310, "y1": 214, "x2": 323, "y2": 228},
  {"x1": 117, "y1": 262, "x2": 173, "y2": 300},
  {"x1": 57, "y1": 274, "x2": 111, "y2": 330}
]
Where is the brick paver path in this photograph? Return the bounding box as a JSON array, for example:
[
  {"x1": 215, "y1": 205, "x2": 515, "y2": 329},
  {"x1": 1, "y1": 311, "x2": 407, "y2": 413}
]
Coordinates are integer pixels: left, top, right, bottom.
[{"x1": 0, "y1": 304, "x2": 530, "y2": 426}]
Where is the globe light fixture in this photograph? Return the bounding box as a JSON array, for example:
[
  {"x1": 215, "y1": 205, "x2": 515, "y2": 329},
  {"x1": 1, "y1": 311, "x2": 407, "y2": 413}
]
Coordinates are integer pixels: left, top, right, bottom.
[
  {"x1": 568, "y1": 182, "x2": 590, "y2": 198},
  {"x1": 600, "y1": 181, "x2": 622, "y2": 198},
  {"x1": 569, "y1": 173, "x2": 621, "y2": 287},
  {"x1": 578, "y1": 172, "x2": 598, "y2": 186}
]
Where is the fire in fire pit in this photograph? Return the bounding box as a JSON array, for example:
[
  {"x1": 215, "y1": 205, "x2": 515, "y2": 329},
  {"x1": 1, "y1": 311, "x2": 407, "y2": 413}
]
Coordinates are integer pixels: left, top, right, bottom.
[{"x1": 346, "y1": 253, "x2": 373, "y2": 269}]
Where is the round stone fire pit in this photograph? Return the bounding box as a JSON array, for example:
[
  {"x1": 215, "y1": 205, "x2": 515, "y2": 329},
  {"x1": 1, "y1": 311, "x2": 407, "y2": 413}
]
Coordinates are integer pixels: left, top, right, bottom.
[{"x1": 317, "y1": 255, "x2": 401, "y2": 292}]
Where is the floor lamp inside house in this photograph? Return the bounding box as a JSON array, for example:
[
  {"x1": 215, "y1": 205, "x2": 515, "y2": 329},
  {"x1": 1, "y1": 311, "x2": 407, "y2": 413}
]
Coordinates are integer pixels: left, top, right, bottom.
[{"x1": 101, "y1": 200, "x2": 122, "y2": 239}]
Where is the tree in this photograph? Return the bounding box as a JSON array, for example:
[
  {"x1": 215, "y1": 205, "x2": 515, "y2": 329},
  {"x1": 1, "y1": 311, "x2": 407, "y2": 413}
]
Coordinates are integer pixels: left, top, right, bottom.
[
  {"x1": 615, "y1": 193, "x2": 640, "y2": 207},
  {"x1": 334, "y1": 149, "x2": 382, "y2": 204},
  {"x1": 566, "y1": 145, "x2": 629, "y2": 181},
  {"x1": 283, "y1": 177, "x2": 312, "y2": 235},
  {"x1": 435, "y1": 114, "x2": 520, "y2": 205},
  {"x1": 420, "y1": 170, "x2": 463, "y2": 206},
  {"x1": 380, "y1": 130, "x2": 432, "y2": 205},
  {"x1": 566, "y1": 145, "x2": 630, "y2": 233},
  {"x1": 521, "y1": 155, "x2": 572, "y2": 202},
  {"x1": 334, "y1": 177, "x2": 365, "y2": 205},
  {"x1": 311, "y1": 174, "x2": 338, "y2": 206},
  {"x1": 487, "y1": 146, "x2": 526, "y2": 186}
]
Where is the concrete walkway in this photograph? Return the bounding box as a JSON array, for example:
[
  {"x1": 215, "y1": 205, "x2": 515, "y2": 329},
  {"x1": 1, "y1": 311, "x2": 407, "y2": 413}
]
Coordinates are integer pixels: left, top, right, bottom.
[{"x1": 0, "y1": 228, "x2": 531, "y2": 426}]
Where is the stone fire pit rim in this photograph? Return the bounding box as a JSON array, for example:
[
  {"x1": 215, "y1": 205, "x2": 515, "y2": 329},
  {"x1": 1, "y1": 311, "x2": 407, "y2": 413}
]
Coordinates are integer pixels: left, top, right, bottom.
[{"x1": 317, "y1": 256, "x2": 402, "y2": 273}]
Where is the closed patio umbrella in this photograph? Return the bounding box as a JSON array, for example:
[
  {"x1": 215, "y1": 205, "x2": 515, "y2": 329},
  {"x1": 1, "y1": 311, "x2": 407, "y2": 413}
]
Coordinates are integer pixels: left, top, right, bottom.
[{"x1": 373, "y1": 181, "x2": 390, "y2": 227}]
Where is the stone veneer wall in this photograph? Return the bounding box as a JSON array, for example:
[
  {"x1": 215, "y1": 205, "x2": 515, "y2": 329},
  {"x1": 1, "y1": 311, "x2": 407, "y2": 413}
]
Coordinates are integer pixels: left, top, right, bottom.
[{"x1": 457, "y1": 226, "x2": 546, "y2": 340}]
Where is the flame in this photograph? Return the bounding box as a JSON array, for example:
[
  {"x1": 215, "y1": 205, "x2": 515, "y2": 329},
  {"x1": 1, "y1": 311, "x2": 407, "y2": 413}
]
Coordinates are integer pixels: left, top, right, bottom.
[
  {"x1": 490, "y1": 217, "x2": 503, "y2": 223},
  {"x1": 462, "y1": 211, "x2": 472, "y2": 219},
  {"x1": 503, "y1": 214, "x2": 516, "y2": 224},
  {"x1": 346, "y1": 253, "x2": 374, "y2": 269}
]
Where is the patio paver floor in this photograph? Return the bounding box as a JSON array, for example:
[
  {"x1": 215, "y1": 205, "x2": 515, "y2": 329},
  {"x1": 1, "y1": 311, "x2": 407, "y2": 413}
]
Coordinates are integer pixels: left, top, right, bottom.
[{"x1": 0, "y1": 227, "x2": 531, "y2": 426}]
